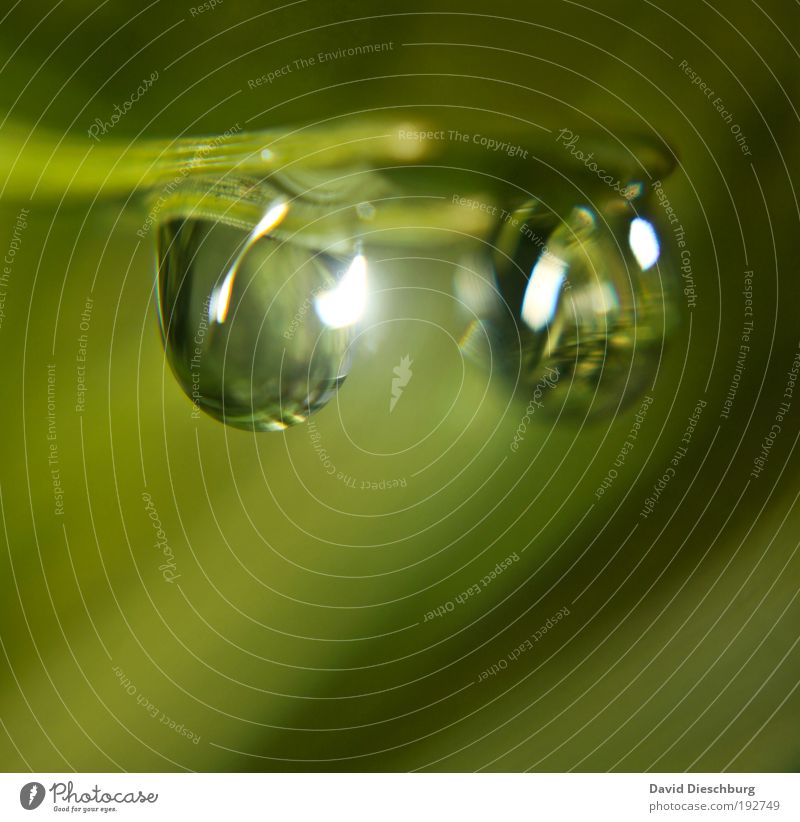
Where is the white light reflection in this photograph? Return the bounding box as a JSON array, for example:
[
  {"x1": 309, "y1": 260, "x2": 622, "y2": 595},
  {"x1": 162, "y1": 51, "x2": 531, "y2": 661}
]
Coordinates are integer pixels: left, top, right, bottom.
[
  {"x1": 628, "y1": 217, "x2": 660, "y2": 270},
  {"x1": 520, "y1": 253, "x2": 567, "y2": 331},
  {"x1": 315, "y1": 254, "x2": 368, "y2": 329},
  {"x1": 212, "y1": 269, "x2": 236, "y2": 324},
  {"x1": 209, "y1": 200, "x2": 290, "y2": 324},
  {"x1": 250, "y1": 200, "x2": 291, "y2": 242}
]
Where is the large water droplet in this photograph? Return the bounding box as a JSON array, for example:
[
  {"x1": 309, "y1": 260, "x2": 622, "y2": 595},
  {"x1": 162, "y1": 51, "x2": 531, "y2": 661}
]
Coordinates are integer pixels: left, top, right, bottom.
[
  {"x1": 456, "y1": 197, "x2": 674, "y2": 417},
  {"x1": 157, "y1": 200, "x2": 366, "y2": 431}
]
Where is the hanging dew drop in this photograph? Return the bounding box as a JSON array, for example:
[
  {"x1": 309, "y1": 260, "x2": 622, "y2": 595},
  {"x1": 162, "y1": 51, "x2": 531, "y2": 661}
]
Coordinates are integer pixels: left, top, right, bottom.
[
  {"x1": 148, "y1": 129, "x2": 677, "y2": 431},
  {"x1": 157, "y1": 196, "x2": 367, "y2": 431},
  {"x1": 456, "y1": 197, "x2": 675, "y2": 417}
]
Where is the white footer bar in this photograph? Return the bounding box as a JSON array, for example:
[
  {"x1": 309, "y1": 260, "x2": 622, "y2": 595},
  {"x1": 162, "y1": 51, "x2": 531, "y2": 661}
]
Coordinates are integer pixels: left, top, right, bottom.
[{"x1": 2, "y1": 773, "x2": 797, "y2": 820}]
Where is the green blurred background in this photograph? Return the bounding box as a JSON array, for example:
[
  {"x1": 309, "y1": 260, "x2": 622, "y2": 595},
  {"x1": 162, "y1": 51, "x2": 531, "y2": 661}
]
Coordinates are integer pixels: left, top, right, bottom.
[{"x1": 0, "y1": 0, "x2": 798, "y2": 772}]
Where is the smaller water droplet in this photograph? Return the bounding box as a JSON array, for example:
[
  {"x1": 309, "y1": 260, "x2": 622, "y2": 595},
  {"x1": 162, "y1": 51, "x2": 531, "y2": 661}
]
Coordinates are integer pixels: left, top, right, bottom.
[
  {"x1": 356, "y1": 201, "x2": 376, "y2": 220},
  {"x1": 456, "y1": 197, "x2": 674, "y2": 417},
  {"x1": 157, "y1": 194, "x2": 368, "y2": 431}
]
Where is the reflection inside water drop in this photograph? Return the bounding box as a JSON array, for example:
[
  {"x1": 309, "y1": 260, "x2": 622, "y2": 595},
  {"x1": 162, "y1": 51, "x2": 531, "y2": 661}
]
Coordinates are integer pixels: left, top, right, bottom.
[
  {"x1": 456, "y1": 197, "x2": 673, "y2": 417},
  {"x1": 157, "y1": 199, "x2": 367, "y2": 431},
  {"x1": 152, "y1": 137, "x2": 677, "y2": 432}
]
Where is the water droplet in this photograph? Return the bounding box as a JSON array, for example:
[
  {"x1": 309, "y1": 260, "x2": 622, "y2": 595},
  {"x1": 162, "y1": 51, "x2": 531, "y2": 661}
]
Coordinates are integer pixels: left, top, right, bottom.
[
  {"x1": 456, "y1": 197, "x2": 674, "y2": 417},
  {"x1": 157, "y1": 199, "x2": 367, "y2": 431},
  {"x1": 356, "y1": 201, "x2": 376, "y2": 220}
]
